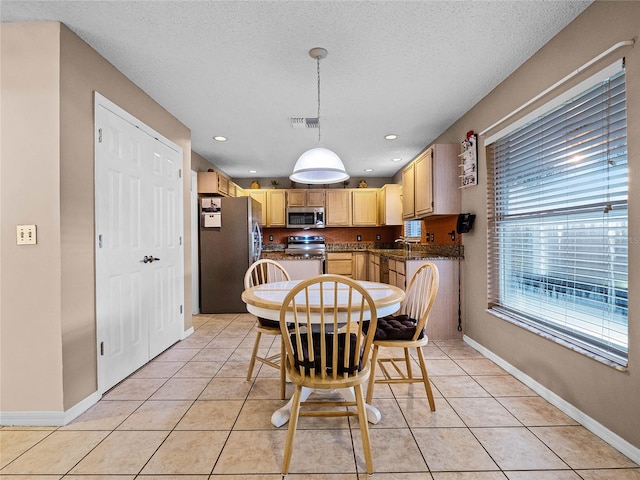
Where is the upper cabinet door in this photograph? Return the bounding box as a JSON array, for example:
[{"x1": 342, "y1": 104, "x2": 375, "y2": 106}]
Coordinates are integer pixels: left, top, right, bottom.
[
  {"x1": 306, "y1": 190, "x2": 325, "y2": 207},
  {"x1": 415, "y1": 148, "x2": 433, "y2": 216},
  {"x1": 352, "y1": 189, "x2": 378, "y2": 226},
  {"x1": 325, "y1": 189, "x2": 351, "y2": 226},
  {"x1": 287, "y1": 190, "x2": 306, "y2": 207},
  {"x1": 268, "y1": 190, "x2": 286, "y2": 227},
  {"x1": 402, "y1": 163, "x2": 415, "y2": 220}
]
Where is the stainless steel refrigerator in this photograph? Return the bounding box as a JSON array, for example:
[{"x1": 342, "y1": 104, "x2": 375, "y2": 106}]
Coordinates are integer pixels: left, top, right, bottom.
[{"x1": 199, "y1": 196, "x2": 262, "y2": 313}]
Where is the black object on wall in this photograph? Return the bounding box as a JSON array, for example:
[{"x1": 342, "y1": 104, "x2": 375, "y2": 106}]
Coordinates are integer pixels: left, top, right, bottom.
[{"x1": 456, "y1": 213, "x2": 476, "y2": 234}]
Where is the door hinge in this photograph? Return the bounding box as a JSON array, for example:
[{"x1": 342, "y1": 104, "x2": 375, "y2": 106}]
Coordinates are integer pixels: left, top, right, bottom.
[
  {"x1": 180, "y1": 305, "x2": 183, "y2": 314},
  {"x1": 179, "y1": 236, "x2": 182, "y2": 246},
  {"x1": 100, "y1": 341, "x2": 104, "y2": 356},
  {"x1": 178, "y1": 169, "x2": 182, "y2": 179},
  {"x1": 98, "y1": 234, "x2": 103, "y2": 248},
  {"x1": 98, "y1": 128, "x2": 103, "y2": 143}
]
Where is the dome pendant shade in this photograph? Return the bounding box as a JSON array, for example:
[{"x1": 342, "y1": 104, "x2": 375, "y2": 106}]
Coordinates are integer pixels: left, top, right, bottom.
[{"x1": 290, "y1": 147, "x2": 350, "y2": 184}]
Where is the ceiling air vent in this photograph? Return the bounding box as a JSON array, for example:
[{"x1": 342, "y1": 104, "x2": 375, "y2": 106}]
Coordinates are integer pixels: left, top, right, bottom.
[{"x1": 289, "y1": 117, "x2": 319, "y2": 129}]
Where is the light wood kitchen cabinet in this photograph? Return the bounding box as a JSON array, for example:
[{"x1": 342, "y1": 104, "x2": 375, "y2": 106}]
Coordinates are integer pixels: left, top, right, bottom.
[
  {"x1": 368, "y1": 253, "x2": 380, "y2": 282},
  {"x1": 198, "y1": 171, "x2": 233, "y2": 196},
  {"x1": 325, "y1": 190, "x2": 351, "y2": 226},
  {"x1": 248, "y1": 190, "x2": 285, "y2": 227},
  {"x1": 378, "y1": 184, "x2": 402, "y2": 225},
  {"x1": 402, "y1": 162, "x2": 415, "y2": 220},
  {"x1": 352, "y1": 252, "x2": 368, "y2": 280},
  {"x1": 403, "y1": 144, "x2": 461, "y2": 219},
  {"x1": 287, "y1": 189, "x2": 325, "y2": 207},
  {"x1": 352, "y1": 189, "x2": 378, "y2": 226},
  {"x1": 326, "y1": 252, "x2": 353, "y2": 276},
  {"x1": 287, "y1": 190, "x2": 306, "y2": 207},
  {"x1": 267, "y1": 190, "x2": 286, "y2": 227},
  {"x1": 389, "y1": 258, "x2": 406, "y2": 289},
  {"x1": 414, "y1": 150, "x2": 432, "y2": 216},
  {"x1": 406, "y1": 258, "x2": 462, "y2": 340},
  {"x1": 247, "y1": 190, "x2": 267, "y2": 225}
]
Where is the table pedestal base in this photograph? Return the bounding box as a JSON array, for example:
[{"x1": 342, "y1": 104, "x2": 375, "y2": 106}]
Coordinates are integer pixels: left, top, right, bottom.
[{"x1": 270, "y1": 386, "x2": 382, "y2": 427}]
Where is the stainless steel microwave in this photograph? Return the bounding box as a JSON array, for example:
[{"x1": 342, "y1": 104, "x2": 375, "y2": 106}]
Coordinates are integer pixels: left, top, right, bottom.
[{"x1": 286, "y1": 206, "x2": 325, "y2": 229}]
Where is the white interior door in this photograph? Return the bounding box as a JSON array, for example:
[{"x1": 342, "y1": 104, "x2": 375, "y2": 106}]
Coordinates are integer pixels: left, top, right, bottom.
[
  {"x1": 147, "y1": 137, "x2": 184, "y2": 358},
  {"x1": 95, "y1": 94, "x2": 184, "y2": 393}
]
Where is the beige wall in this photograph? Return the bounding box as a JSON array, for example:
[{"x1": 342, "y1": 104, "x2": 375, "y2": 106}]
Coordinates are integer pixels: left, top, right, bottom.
[
  {"x1": 192, "y1": 150, "x2": 217, "y2": 173},
  {"x1": 1, "y1": 22, "x2": 193, "y2": 414},
  {"x1": 1, "y1": 22, "x2": 65, "y2": 411},
  {"x1": 433, "y1": 1, "x2": 639, "y2": 449}
]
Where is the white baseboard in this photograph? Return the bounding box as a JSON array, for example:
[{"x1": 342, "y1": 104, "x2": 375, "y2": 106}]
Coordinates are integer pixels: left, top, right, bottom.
[
  {"x1": 0, "y1": 390, "x2": 101, "y2": 427},
  {"x1": 463, "y1": 335, "x2": 640, "y2": 464},
  {"x1": 182, "y1": 326, "x2": 194, "y2": 339}
]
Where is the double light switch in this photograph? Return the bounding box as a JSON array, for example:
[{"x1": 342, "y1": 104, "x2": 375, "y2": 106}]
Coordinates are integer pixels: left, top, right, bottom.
[{"x1": 17, "y1": 225, "x2": 37, "y2": 245}]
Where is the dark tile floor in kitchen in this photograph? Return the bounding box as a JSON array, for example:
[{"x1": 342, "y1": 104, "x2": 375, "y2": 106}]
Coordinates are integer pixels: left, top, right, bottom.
[{"x1": 1, "y1": 312, "x2": 639, "y2": 479}]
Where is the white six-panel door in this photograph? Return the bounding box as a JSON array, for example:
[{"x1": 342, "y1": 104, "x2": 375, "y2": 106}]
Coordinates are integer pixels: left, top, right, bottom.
[{"x1": 95, "y1": 94, "x2": 183, "y2": 393}]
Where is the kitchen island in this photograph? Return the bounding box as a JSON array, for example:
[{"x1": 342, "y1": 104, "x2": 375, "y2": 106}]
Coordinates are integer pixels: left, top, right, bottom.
[
  {"x1": 262, "y1": 244, "x2": 463, "y2": 340},
  {"x1": 260, "y1": 251, "x2": 324, "y2": 280}
]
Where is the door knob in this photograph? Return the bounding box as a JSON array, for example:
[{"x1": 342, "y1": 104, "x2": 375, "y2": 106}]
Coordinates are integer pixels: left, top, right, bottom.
[{"x1": 142, "y1": 255, "x2": 161, "y2": 263}]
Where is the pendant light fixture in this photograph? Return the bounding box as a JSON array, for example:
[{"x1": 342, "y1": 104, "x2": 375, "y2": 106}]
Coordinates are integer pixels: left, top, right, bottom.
[{"x1": 290, "y1": 47, "x2": 349, "y2": 185}]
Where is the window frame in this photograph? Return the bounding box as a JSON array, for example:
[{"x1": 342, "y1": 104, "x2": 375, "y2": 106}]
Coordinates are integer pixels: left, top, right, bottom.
[{"x1": 486, "y1": 61, "x2": 629, "y2": 366}]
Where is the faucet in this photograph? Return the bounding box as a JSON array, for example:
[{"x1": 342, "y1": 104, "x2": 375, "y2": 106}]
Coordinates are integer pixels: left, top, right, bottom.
[{"x1": 394, "y1": 236, "x2": 411, "y2": 253}]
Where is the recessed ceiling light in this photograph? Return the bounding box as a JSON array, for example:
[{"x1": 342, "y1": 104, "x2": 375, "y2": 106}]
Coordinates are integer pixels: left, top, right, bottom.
[
  {"x1": 248, "y1": 169, "x2": 257, "y2": 174},
  {"x1": 391, "y1": 158, "x2": 402, "y2": 162},
  {"x1": 213, "y1": 136, "x2": 227, "y2": 142},
  {"x1": 384, "y1": 134, "x2": 398, "y2": 140},
  {"x1": 364, "y1": 168, "x2": 374, "y2": 172}
]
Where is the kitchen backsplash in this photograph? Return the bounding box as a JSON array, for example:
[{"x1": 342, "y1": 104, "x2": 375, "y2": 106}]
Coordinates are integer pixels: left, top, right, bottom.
[{"x1": 262, "y1": 215, "x2": 465, "y2": 248}]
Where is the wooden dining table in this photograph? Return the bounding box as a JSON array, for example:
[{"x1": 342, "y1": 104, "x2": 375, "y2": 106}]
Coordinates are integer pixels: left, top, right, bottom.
[{"x1": 241, "y1": 278, "x2": 405, "y2": 427}]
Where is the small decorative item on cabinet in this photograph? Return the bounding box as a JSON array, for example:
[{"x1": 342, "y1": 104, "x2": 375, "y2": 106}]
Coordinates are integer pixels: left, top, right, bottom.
[
  {"x1": 250, "y1": 180, "x2": 260, "y2": 189},
  {"x1": 271, "y1": 180, "x2": 279, "y2": 189},
  {"x1": 358, "y1": 179, "x2": 368, "y2": 188},
  {"x1": 342, "y1": 180, "x2": 350, "y2": 188}
]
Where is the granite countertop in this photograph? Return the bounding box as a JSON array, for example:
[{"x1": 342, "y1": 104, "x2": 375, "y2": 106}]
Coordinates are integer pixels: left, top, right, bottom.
[
  {"x1": 366, "y1": 248, "x2": 462, "y2": 261},
  {"x1": 327, "y1": 243, "x2": 462, "y2": 259},
  {"x1": 261, "y1": 251, "x2": 324, "y2": 261},
  {"x1": 262, "y1": 243, "x2": 463, "y2": 260}
]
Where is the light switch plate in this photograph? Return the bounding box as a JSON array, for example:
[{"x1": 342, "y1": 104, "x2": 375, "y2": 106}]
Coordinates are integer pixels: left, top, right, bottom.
[{"x1": 17, "y1": 225, "x2": 37, "y2": 245}]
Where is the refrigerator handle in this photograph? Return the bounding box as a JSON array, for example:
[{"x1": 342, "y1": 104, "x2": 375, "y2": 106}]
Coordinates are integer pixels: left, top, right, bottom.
[{"x1": 253, "y1": 222, "x2": 263, "y2": 262}]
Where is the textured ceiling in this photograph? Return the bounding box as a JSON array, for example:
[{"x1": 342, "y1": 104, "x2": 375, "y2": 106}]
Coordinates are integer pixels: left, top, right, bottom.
[{"x1": 1, "y1": 0, "x2": 592, "y2": 181}]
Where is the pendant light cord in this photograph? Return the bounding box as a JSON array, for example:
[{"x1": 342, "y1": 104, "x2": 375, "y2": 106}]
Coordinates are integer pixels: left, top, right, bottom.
[{"x1": 317, "y1": 55, "x2": 322, "y2": 144}]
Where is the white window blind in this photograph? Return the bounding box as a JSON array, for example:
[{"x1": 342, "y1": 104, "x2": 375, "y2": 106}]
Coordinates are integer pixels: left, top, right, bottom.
[
  {"x1": 487, "y1": 66, "x2": 628, "y2": 365},
  {"x1": 404, "y1": 220, "x2": 422, "y2": 240}
]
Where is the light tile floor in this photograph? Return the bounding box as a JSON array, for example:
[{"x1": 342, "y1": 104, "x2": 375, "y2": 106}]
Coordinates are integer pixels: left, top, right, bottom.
[{"x1": 2, "y1": 312, "x2": 639, "y2": 479}]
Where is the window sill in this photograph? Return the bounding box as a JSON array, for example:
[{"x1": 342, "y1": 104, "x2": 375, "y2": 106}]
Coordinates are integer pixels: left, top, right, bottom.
[{"x1": 485, "y1": 308, "x2": 628, "y2": 372}]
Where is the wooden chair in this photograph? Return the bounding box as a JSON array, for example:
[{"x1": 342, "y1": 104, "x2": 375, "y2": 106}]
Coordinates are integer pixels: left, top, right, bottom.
[
  {"x1": 244, "y1": 259, "x2": 290, "y2": 399},
  {"x1": 279, "y1": 275, "x2": 378, "y2": 475},
  {"x1": 366, "y1": 261, "x2": 440, "y2": 411}
]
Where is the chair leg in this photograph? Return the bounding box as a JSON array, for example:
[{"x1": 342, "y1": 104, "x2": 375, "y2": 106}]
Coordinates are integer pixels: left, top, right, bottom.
[
  {"x1": 279, "y1": 336, "x2": 286, "y2": 400},
  {"x1": 404, "y1": 347, "x2": 413, "y2": 378},
  {"x1": 246, "y1": 331, "x2": 262, "y2": 381},
  {"x1": 355, "y1": 383, "x2": 374, "y2": 475},
  {"x1": 281, "y1": 385, "x2": 302, "y2": 475},
  {"x1": 366, "y1": 345, "x2": 380, "y2": 404},
  {"x1": 416, "y1": 346, "x2": 436, "y2": 412}
]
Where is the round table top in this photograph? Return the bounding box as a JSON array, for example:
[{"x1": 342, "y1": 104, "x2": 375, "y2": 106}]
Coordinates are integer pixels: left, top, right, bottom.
[{"x1": 241, "y1": 278, "x2": 405, "y2": 321}]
